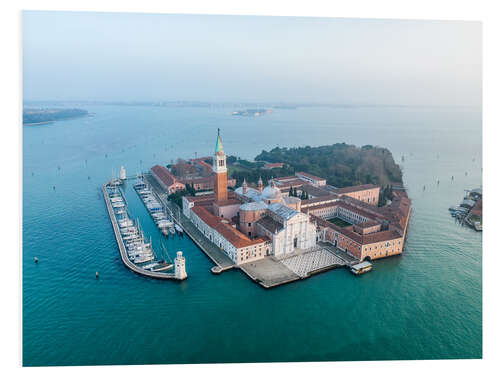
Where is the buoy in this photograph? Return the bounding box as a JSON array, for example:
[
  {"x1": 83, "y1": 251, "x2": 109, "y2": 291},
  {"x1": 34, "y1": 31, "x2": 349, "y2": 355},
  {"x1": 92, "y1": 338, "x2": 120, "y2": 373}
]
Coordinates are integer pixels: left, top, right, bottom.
[
  {"x1": 95, "y1": 271, "x2": 99, "y2": 278},
  {"x1": 437, "y1": 179, "x2": 440, "y2": 185},
  {"x1": 423, "y1": 185, "x2": 426, "y2": 191},
  {"x1": 88, "y1": 176, "x2": 91, "y2": 180},
  {"x1": 465, "y1": 171, "x2": 468, "y2": 176},
  {"x1": 105, "y1": 154, "x2": 108, "y2": 158},
  {"x1": 34, "y1": 257, "x2": 38, "y2": 263},
  {"x1": 53, "y1": 185, "x2": 56, "y2": 190},
  {"x1": 32, "y1": 172, "x2": 34, "y2": 176},
  {"x1": 451, "y1": 175, "x2": 454, "y2": 180}
]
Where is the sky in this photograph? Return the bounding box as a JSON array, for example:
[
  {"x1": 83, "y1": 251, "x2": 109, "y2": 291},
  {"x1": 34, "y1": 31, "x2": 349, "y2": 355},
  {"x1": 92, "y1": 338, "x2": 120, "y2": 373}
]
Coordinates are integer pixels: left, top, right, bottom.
[{"x1": 22, "y1": 11, "x2": 482, "y2": 106}]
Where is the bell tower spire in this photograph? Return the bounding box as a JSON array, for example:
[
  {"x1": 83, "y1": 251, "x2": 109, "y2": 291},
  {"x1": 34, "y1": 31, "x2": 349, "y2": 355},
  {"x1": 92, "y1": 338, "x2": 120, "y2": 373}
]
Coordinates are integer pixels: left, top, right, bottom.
[{"x1": 213, "y1": 128, "x2": 228, "y2": 201}]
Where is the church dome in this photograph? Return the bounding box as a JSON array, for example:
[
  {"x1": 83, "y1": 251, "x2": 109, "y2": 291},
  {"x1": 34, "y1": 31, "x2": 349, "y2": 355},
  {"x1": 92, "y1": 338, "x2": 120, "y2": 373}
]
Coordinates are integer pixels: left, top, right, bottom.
[{"x1": 261, "y1": 185, "x2": 282, "y2": 201}]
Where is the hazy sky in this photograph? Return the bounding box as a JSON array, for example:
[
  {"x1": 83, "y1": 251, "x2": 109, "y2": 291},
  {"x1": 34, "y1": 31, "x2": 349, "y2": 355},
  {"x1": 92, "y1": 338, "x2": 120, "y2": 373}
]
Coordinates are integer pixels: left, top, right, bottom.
[{"x1": 23, "y1": 11, "x2": 481, "y2": 106}]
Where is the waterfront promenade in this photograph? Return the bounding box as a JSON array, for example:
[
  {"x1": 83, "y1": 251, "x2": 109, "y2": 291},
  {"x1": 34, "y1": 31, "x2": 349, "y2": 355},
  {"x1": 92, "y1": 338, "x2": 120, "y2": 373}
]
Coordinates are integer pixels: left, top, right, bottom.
[
  {"x1": 102, "y1": 181, "x2": 177, "y2": 280},
  {"x1": 240, "y1": 243, "x2": 354, "y2": 288},
  {"x1": 144, "y1": 174, "x2": 235, "y2": 272}
]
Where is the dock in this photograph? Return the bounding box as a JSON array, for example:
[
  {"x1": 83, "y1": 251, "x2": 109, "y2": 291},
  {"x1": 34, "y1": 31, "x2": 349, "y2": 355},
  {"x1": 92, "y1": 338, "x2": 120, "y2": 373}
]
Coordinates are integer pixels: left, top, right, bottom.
[
  {"x1": 102, "y1": 180, "x2": 177, "y2": 280},
  {"x1": 144, "y1": 173, "x2": 235, "y2": 272}
]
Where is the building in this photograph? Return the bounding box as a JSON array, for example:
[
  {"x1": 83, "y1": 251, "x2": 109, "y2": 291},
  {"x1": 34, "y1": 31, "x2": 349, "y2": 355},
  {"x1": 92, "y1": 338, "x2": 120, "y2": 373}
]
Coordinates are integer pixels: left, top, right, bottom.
[
  {"x1": 309, "y1": 191, "x2": 411, "y2": 261},
  {"x1": 181, "y1": 130, "x2": 411, "y2": 265},
  {"x1": 333, "y1": 184, "x2": 380, "y2": 205},
  {"x1": 263, "y1": 162, "x2": 285, "y2": 169},
  {"x1": 151, "y1": 165, "x2": 186, "y2": 194},
  {"x1": 177, "y1": 156, "x2": 236, "y2": 191},
  {"x1": 183, "y1": 130, "x2": 316, "y2": 264},
  {"x1": 295, "y1": 171, "x2": 327, "y2": 186}
]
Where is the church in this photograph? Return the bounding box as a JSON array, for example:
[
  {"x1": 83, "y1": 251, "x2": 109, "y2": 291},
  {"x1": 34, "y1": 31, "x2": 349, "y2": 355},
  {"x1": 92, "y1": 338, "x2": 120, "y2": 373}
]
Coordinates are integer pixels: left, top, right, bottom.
[
  {"x1": 182, "y1": 130, "x2": 317, "y2": 264},
  {"x1": 179, "y1": 129, "x2": 411, "y2": 266}
]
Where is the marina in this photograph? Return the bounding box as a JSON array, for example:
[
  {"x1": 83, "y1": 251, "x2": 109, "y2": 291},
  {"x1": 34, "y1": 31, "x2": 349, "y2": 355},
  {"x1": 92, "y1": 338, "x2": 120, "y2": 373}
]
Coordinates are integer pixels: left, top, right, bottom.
[
  {"x1": 449, "y1": 188, "x2": 482, "y2": 231},
  {"x1": 143, "y1": 173, "x2": 236, "y2": 273},
  {"x1": 133, "y1": 175, "x2": 181, "y2": 238},
  {"x1": 102, "y1": 178, "x2": 186, "y2": 280}
]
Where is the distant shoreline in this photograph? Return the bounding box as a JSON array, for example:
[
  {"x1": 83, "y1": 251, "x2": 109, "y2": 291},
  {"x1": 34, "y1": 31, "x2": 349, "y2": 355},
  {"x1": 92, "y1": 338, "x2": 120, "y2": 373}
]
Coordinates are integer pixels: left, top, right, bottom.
[
  {"x1": 23, "y1": 121, "x2": 56, "y2": 126},
  {"x1": 22, "y1": 108, "x2": 89, "y2": 125}
]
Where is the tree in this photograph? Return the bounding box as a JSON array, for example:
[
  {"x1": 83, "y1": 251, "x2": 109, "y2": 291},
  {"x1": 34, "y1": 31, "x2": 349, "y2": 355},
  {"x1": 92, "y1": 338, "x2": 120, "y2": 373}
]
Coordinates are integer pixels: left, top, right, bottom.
[
  {"x1": 293, "y1": 188, "x2": 297, "y2": 197},
  {"x1": 289, "y1": 186, "x2": 293, "y2": 197}
]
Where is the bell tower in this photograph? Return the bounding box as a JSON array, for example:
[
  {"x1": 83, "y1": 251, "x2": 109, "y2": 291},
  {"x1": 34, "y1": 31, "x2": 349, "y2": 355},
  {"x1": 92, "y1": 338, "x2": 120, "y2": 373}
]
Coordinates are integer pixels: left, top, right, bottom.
[{"x1": 213, "y1": 128, "x2": 228, "y2": 201}]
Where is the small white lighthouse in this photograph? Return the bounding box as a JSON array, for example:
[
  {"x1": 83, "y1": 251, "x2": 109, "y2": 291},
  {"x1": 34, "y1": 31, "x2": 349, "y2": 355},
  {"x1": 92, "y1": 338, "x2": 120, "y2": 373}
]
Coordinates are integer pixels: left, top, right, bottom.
[
  {"x1": 119, "y1": 166, "x2": 126, "y2": 180},
  {"x1": 174, "y1": 251, "x2": 187, "y2": 280}
]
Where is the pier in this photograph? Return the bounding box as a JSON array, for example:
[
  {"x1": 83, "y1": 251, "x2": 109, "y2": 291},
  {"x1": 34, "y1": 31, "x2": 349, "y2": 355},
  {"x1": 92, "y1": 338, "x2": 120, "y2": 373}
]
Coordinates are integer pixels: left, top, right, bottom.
[
  {"x1": 144, "y1": 173, "x2": 235, "y2": 272},
  {"x1": 102, "y1": 180, "x2": 179, "y2": 280}
]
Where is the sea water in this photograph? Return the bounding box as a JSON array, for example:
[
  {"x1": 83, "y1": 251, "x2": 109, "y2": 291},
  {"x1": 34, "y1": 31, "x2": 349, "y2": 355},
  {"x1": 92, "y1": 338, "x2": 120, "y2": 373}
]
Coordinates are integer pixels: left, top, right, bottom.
[{"x1": 22, "y1": 104, "x2": 482, "y2": 365}]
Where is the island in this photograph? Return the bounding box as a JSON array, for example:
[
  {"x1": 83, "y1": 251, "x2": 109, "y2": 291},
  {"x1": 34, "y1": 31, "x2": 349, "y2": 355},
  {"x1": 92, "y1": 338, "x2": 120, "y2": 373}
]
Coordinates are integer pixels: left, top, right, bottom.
[
  {"x1": 231, "y1": 108, "x2": 272, "y2": 117},
  {"x1": 23, "y1": 108, "x2": 89, "y2": 125},
  {"x1": 139, "y1": 129, "x2": 411, "y2": 288}
]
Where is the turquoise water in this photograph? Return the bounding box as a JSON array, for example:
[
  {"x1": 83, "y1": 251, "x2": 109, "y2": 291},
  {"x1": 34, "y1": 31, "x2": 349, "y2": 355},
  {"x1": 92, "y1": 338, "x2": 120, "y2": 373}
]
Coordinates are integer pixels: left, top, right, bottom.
[{"x1": 23, "y1": 105, "x2": 482, "y2": 365}]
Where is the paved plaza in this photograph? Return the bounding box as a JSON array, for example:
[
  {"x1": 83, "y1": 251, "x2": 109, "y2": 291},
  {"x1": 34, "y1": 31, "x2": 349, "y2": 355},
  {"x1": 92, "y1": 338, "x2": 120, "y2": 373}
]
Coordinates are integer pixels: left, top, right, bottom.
[
  {"x1": 239, "y1": 257, "x2": 301, "y2": 288},
  {"x1": 279, "y1": 247, "x2": 347, "y2": 277}
]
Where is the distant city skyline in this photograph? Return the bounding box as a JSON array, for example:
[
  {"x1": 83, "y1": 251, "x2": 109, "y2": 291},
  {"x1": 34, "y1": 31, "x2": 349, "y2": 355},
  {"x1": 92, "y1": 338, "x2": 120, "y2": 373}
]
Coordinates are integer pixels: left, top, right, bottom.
[{"x1": 23, "y1": 11, "x2": 481, "y2": 107}]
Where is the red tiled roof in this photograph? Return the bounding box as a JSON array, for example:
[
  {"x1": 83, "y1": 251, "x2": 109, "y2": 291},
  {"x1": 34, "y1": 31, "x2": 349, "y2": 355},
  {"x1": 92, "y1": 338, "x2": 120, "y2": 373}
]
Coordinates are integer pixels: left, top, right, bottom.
[
  {"x1": 304, "y1": 200, "x2": 378, "y2": 221},
  {"x1": 295, "y1": 171, "x2": 326, "y2": 181},
  {"x1": 192, "y1": 206, "x2": 268, "y2": 248},
  {"x1": 335, "y1": 184, "x2": 379, "y2": 194},
  {"x1": 185, "y1": 191, "x2": 236, "y2": 203},
  {"x1": 312, "y1": 215, "x2": 402, "y2": 245},
  {"x1": 192, "y1": 205, "x2": 220, "y2": 227},
  {"x1": 274, "y1": 176, "x2": 298, "y2": 182},
  {"x1": 214, "y1": 198, "x2": 240, "y2": 207},
  {"x1": 179, "y1": 176, "x2": 214, "y2": 184},
  {"x1": 301, "y1": 195, "x2": 339, "y2": 207},
  {"x1": 470, "y1": 199, "x2": 482, "y2": 216},
  {"x1": 152, "y1": 165, "x2": 182, "y2": 187},
  {"x1": 355, "y1": 220, "x2": 380, "y2": 228}
]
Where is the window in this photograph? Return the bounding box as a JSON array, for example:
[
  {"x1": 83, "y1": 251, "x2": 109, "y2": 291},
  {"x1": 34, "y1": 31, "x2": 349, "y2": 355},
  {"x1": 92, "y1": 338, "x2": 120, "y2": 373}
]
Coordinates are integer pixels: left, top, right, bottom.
[{"x1": 248, "y1": 223, "x2": 251, "y2": 227}]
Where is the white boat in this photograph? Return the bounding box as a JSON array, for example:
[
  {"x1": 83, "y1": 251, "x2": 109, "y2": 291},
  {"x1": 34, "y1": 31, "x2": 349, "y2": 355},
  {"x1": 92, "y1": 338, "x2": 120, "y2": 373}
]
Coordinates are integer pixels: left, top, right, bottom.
[
  {"x1": 121, "y1": 228, "x2": 138, "y2": 235},
  {"x1": 129, "y1": 250, "x2": 153, "y2": 258},
  {"x1": 133, "y1": 255, "x2": 155, "y2": 264},
  {"x1": 142, "y1": 262, "x2": 159, "y2": 270},
  {"x1": 110, "y1": 197, "x2": 123, "y2": 203},
  {"x1": 119, "y1": 219, "x2": 134, "y2": 228},
  {"x1": 112, "y1": 202, "x2": 125, "y2": 208},
  {"x1": 157, "y1": 220, "x2": 172, "y2": 228},
  {"x1": 175, "y1": 224, "x2": 183, "y2": 233}
]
